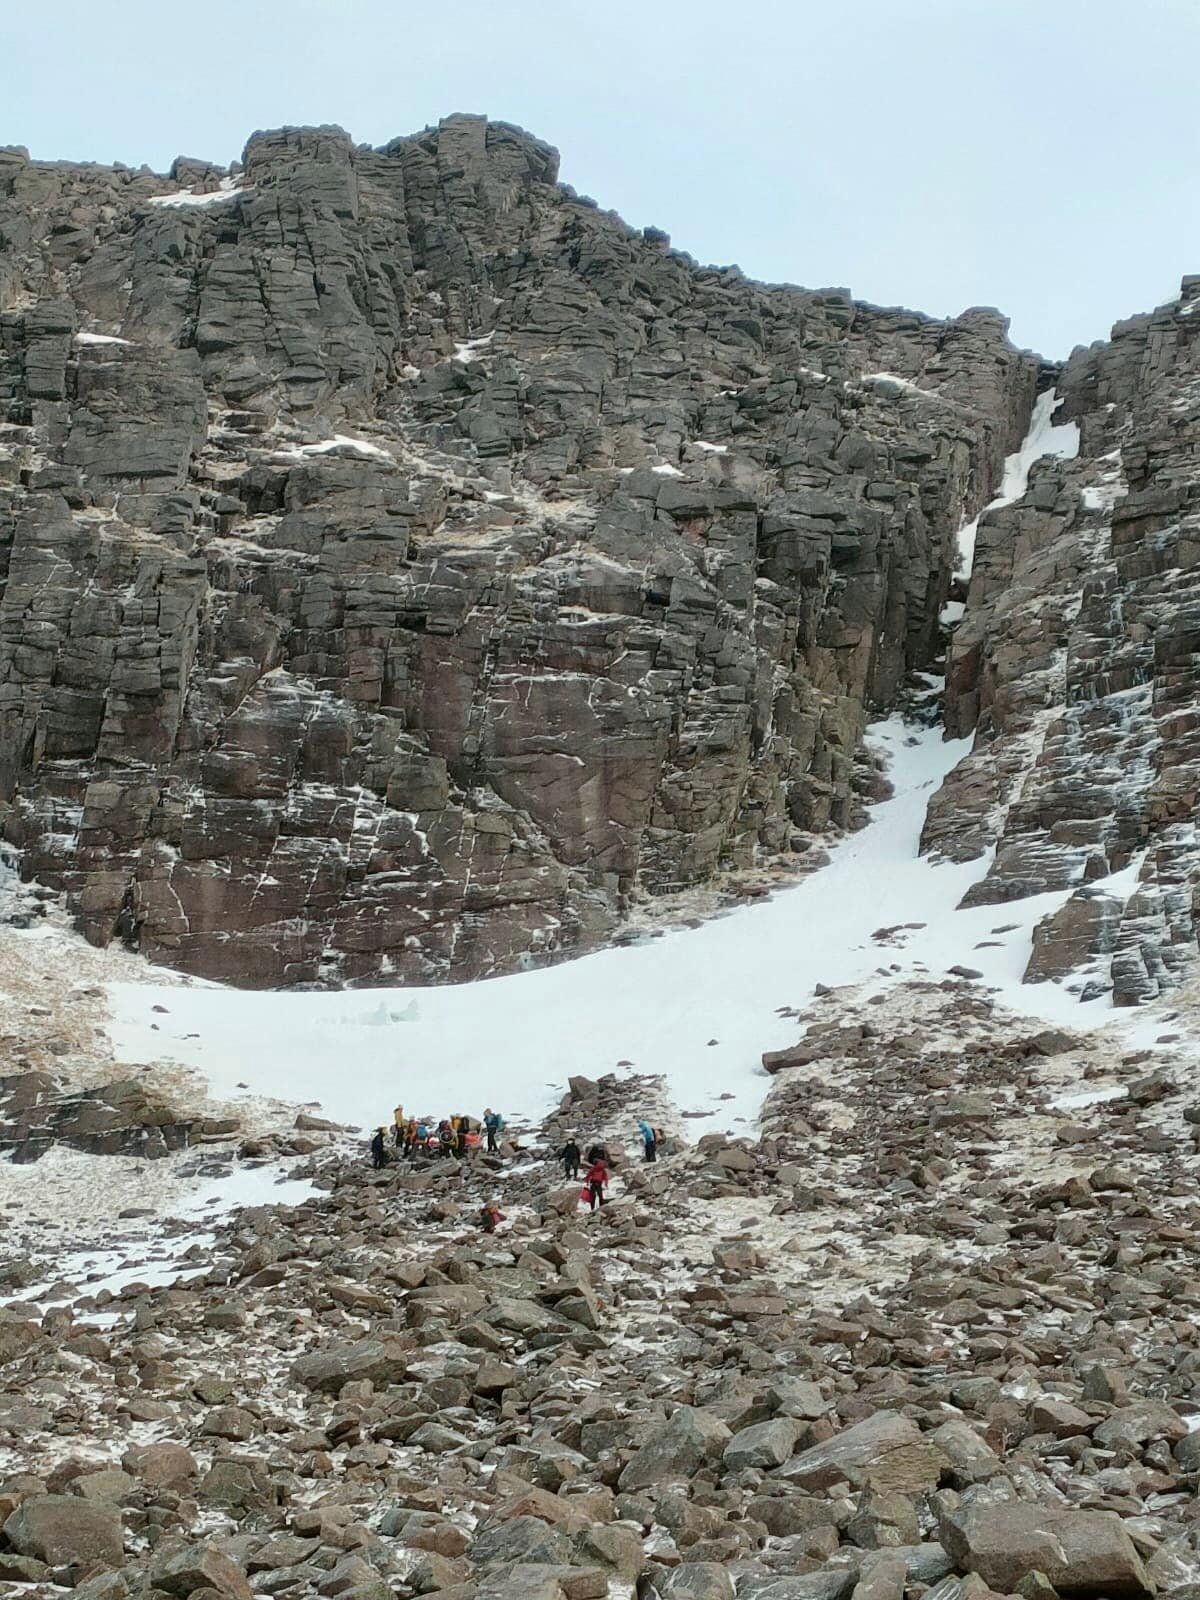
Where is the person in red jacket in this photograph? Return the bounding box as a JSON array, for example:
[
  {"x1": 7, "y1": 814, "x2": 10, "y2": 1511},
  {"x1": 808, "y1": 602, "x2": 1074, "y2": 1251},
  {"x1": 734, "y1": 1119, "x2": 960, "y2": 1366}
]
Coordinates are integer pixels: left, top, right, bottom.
[
  {"x1": 584, "y1": 1157, "x2": 608, "y2": 1211},
  {"x1": 479, "y1": 1200, "x2": 505, "y2": 1234}
]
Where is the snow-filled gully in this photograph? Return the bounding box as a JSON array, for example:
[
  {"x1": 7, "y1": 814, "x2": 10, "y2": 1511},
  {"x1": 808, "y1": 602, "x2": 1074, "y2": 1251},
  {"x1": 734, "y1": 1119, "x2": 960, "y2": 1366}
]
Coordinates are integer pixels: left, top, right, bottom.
[
  {"x1": 7, "y1": 388, "x2": 1140, "y2": 1312},
  {"x1": 108, "y1": 390, "x2": 1104, "y2": 1143}
]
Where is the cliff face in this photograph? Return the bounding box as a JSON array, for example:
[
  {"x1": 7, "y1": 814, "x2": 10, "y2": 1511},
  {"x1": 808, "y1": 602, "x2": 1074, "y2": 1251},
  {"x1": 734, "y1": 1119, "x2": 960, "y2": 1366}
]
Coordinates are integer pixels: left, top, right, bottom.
[
  {"x1": 0, "y1": 117, "x2": 1038, "y2": 986},
  {"x1": 924, "y1": 279, "x2": 1200, "y2": 1005}
]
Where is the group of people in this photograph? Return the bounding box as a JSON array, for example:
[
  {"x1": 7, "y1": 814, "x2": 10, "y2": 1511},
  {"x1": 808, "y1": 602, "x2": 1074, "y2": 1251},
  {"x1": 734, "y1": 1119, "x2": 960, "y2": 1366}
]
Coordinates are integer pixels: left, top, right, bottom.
[
  {"x1": 368, "y1": 1102, "x2": 668, "y2": 1230},
  {"x1": 557, "y1": 1138, "x2": 612, "y2": 1210},
  {"x1": 370, "y1": 1105, "x2": 506, "y2": 1168},
  {"x1": 555, "y1": 1120, "x2": 662, "y2": 1209}
]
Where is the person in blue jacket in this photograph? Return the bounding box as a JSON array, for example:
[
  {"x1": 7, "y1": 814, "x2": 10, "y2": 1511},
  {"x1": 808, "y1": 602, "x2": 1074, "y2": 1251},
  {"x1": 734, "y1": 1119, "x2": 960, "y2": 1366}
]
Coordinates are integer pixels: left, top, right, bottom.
[
  {"x1": 483, "y1": 1108, "x2": 504, "y2": 1152},
  {"x1": 638, "y1": 1120, "x2": 657, "y2": 1163}
]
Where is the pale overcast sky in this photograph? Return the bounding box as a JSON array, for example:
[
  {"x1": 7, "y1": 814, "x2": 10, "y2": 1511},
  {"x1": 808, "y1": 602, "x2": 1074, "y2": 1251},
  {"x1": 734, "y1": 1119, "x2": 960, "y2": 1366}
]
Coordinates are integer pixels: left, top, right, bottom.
[{"x1": 9, "y1": 0, "x2": 1200, "y2": 357}]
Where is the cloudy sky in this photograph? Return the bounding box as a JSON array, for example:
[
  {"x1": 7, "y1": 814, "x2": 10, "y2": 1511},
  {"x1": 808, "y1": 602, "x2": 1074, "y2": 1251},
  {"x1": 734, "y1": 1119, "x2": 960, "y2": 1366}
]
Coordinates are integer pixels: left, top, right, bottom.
[{"x1": 9, "y1": 0, "x2": 1200, "y2": 357}]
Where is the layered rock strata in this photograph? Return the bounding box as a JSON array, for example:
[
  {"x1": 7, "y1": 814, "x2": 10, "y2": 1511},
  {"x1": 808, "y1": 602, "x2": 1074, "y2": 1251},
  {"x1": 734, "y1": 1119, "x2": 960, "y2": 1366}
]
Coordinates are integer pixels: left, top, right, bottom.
[
  {"x1": 925, "y1": 278, "x2": 1200, "y2": 1004},
  {"x1": 0, "y1": 120, "x2": 1036, "y2": 985}
]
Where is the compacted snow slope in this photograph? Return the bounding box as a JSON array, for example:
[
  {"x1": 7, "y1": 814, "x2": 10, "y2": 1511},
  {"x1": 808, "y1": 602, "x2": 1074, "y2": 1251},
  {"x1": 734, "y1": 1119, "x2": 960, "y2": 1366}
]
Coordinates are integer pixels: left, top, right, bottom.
[
  {"x1": 107, "y1": 388, "x2": 1106, "y2": 1141},
  {"x1": 108, "y1": 715, "x2": 1125, "y2": 1140}
]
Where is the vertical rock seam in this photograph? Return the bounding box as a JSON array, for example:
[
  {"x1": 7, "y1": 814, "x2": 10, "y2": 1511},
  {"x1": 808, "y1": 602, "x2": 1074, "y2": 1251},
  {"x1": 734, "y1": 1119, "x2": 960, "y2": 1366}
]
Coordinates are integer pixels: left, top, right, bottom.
[{"x1": 924, "y1": 277, "x2": 1200, "y2": 1005}]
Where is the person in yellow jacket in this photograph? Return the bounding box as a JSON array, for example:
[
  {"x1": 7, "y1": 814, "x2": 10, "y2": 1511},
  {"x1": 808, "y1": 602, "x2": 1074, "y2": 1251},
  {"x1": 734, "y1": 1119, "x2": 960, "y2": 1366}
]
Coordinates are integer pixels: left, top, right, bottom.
[{"x1": 392, "y1": 1104, "x2": 405, "y2": 1148}]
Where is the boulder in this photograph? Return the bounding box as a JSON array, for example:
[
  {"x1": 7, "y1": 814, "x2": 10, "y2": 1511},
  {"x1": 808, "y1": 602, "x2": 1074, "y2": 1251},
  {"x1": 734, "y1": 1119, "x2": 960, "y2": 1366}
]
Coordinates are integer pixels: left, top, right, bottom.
[
  {"x1": 1092, "y1": 1402, "x2": 1186, "y2": 1449},
  {"x1": 151, "y1": 1544, "x2": 255, "y2": 1600},
  {"x1": 122, "y1": 1442, "x2": 199, "y2": 1490},
  {"x1": 3, "y1": 1493, "x2": 125, "y2": 1569},
  {"x1": 724, "y1": 1417, "x2": 801, "y2": 1471},
  {"x1": 940, "y1": 1502, "x2": 1152, "y2": 1597},
  {"x1": 470, "y1": 1516, "x2": 574, "y2": 1567},
  {"x1": 290, "y1": 1339, "x2": 408, "y2": 1394},
  {"x1": 736, "y1": 1572, "x2": 858, "y2": 1600},
  {"x1": 778, "y1": 1411, "x2": 944, "y2": 1494},
  {"x1": 619, "y1": 1406, "x2": 731, "y2": 1490},
  {"x1": 649, "y1": 1564, "x2": 736, "y2": 1600},
  {"x1": 1027, "y1": 1398, "x2": 1093, "y2": 1439},
  {"x1": 75, "y1": 1469, "x2": 136, "y2": 1505}
]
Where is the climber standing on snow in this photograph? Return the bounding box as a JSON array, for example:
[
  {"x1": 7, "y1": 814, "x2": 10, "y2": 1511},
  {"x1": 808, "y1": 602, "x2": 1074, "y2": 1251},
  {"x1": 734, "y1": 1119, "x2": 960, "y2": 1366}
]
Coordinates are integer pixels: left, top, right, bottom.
[
  {"x1": 370, "y1": 1127, "x2": 387, "y2": 1169},
  {"x1": 560, "y1": 1136, "x2": 581, "y2": 1181},
  {"x1": 483, "y1": 1107, "x2": 504, "y2": 1153},
  {"x1": 638, "y1": 1119, "x2": 658, "y2": 1162}
]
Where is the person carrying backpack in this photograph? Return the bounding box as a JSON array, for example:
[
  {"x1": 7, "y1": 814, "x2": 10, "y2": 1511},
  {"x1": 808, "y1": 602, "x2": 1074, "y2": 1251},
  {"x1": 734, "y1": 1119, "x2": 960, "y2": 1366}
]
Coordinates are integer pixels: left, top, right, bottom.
[
  {"x1": 483, "y1": 1108, "x2": 504, "y2": 1152},
  {"x1": 392, "y1": 1104, "x2": 405, "y2": 1147},
  {"x1": 560, "y1": 1138, "x2": 581, "y2": 1180},
  {"x1": 370, "y1": 1127, "x2": 387, "y2": 1169},
  {"x1": 585, "y1": 1156, "x2": 608, "y2": 1211},
  {"x1": 479, "y1": 1200, "x2": 505, "y2": 1234},
  {"x1": 638, "y1": 1119, "x2": 657, "y2": 1163}
]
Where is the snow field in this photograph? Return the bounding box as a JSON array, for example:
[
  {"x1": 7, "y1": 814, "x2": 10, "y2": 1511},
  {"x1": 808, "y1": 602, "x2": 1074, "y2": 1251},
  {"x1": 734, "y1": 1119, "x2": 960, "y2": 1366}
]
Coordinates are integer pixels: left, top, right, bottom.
[
  {"x1": 3, "y1": 381, "x2": 1163, "y2": 1312},
  {"x1": 97, "y1": 391, "x2": 1132, "y2": 1159},
  {"x1": 2, "y1": 1149, "x2": 316, "y2": 1311},
  {"x1": 107, "y1": 714, "x2": 1146, "y2": 1150}
]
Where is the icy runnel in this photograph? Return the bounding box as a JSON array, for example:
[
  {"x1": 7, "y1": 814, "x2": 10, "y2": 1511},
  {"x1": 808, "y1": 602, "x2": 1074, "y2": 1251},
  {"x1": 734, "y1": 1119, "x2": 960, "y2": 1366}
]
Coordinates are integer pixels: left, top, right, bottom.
[{"x1": 954, "y1": 388, "x2": 1080, "y2": 578}]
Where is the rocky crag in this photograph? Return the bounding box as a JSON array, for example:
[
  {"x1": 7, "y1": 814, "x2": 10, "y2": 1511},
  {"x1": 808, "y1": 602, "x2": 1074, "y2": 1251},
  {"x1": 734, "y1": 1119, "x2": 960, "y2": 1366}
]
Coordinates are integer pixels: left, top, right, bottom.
[
  {"x1": 0, "y1": 118, "x2": 1040, "y2": 987},
  {"x1": 4, "y1": 977, "x2": 1200, "y2": 1600},
  {"x1": 923, "y1": 281, "x2": 1200, "y2": 1007}
]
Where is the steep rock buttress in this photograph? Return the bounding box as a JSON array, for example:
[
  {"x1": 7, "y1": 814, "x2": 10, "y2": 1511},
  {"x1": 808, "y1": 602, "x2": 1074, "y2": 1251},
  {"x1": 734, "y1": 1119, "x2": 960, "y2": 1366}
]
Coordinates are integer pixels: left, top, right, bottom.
[
  {"x1": 924, "y1": 279, "x2": 1200, "y2": 1005},
  {"x1": 0, "y1": 119, "x2": 1039, "y2": 986}
]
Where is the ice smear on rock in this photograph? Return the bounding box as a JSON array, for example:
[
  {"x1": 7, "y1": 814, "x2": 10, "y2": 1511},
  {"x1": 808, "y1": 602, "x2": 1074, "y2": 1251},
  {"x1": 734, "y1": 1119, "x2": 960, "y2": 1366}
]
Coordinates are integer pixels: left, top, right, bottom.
[
  {"x1": 954, "y1": 387, "x2": 1080, "y2": 578},
  {"x1": 146, "y1": 176, "x2": 246, "y2": 207}
]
